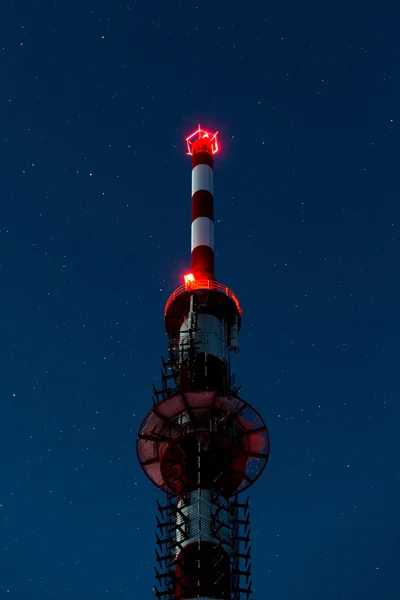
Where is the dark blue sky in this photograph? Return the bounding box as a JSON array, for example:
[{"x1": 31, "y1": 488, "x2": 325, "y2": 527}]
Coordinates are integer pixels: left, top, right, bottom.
[{"x1": 0, "y1": 0, "x2": 398, "y2": 598}]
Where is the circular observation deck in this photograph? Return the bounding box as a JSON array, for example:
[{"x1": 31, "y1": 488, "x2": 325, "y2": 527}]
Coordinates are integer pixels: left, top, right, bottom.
[
  {"x1": 137, "y1": 391, "x2": 270, "y2": 497},
  {"x1": 164, "y1": 279, "x2": 243, "y2": 339}
]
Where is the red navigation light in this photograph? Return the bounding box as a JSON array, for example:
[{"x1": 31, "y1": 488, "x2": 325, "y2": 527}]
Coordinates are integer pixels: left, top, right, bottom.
[
  {"x1": 186, "y1": 125, "x2": 220, "y2": 156},
  {"x1": 184, "y1": 273, "x2": 195, "y2": 285}
]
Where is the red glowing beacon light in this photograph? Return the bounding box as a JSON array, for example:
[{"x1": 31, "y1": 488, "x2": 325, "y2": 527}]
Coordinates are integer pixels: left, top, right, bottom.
[
  {"x1": 183, "y1": 272, "x2": 195, "y2": 285},
  {"x1": 185, "y1": 125, "x2": 220, "y2": 156}
]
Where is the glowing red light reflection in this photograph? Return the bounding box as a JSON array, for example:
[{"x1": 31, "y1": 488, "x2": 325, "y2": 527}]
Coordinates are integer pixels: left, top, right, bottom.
[{"x1": 186, "y1": 125, "x2": 220, "y2": 156}]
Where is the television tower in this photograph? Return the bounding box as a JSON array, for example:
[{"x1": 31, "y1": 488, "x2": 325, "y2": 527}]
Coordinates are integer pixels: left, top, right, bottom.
[{"x1": 137, "y1": 126, "x2": 270, "y2": 600}]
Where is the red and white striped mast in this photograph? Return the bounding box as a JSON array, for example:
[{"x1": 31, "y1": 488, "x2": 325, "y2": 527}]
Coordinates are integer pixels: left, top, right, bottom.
[
  {"x1": 188, "y1": 125, "x2": 218, "y2": 281},
  {"x1": 137, "y1": 125, "x2": 270, "y2": 600}
]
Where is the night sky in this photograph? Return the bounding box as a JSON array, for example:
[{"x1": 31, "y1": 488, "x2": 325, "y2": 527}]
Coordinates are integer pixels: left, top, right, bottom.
[{"x1": 0, "y1": 0, "x2": 398, "y2": 598}]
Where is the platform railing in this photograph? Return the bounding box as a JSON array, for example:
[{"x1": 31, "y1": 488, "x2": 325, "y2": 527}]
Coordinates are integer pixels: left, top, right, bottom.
[{"x1": 164, "y1": 279, "x2": 243, "y2": 316}]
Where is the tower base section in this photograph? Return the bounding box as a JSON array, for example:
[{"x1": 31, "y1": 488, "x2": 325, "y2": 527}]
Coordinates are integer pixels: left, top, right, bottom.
[
  {"x1": 154, "y1": 492, "x2": 254, "y2": 600},
  {"x1": 176, "y1": 542, "x2": 230, "y2": 599}
]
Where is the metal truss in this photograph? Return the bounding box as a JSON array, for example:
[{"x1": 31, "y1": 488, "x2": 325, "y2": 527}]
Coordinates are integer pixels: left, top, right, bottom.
[{"x1": 153, "y1": 491, "x2": 253, "y2": 600}]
